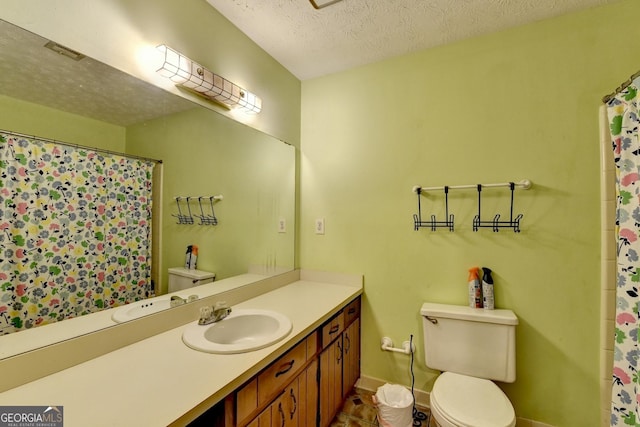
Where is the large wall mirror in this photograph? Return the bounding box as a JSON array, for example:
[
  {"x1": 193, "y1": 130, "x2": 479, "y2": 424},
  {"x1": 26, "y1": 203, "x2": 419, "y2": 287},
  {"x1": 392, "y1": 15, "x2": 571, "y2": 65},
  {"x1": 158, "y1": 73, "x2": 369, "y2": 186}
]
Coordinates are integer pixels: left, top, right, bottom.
[{"x1": 0, "y1": 19, "x2": 295, "y2": 359}]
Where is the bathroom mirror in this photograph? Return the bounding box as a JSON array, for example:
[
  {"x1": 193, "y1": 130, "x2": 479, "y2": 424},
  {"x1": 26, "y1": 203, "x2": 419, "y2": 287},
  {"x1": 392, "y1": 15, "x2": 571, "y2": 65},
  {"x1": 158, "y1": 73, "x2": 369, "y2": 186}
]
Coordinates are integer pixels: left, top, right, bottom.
[{"x1": 0, "y1": 19, "x2": 295, "y2": 358}]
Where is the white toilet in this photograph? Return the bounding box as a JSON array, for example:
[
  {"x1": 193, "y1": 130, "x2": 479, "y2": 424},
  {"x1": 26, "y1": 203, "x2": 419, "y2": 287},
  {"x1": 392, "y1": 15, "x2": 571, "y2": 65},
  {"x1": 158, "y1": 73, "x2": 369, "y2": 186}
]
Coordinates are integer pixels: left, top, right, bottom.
[
  {"x1": 168, "y1": 267, "x2": 216, "y2": 293},
  {"x1": 420, "y1": 302, "x2": 518, "y2": 427}
]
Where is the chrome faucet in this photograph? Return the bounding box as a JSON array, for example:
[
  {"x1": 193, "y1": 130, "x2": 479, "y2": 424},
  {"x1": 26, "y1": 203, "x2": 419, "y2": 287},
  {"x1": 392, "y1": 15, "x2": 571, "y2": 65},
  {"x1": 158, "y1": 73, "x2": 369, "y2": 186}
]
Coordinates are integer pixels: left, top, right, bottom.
[
  {"x1": 170, "y1": 295, "x2": 187, "y2": 307},
  {"x1": 170, "y1": 294, "x2": 199, "y2": 308},
  {"x1": 198, "y1": 301, "x2": 232, "y2": 325}
]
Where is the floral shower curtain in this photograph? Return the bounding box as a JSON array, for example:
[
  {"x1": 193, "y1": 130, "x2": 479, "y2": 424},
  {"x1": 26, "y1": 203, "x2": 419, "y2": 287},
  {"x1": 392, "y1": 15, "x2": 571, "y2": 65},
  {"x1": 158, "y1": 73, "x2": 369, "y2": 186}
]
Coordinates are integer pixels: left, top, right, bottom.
[
  {"x1": 0, "y1": 132, "x2": 154, "y2": 335},
  {"x1": 607, "y1": 78, "x2": 640, "y2": 426}
]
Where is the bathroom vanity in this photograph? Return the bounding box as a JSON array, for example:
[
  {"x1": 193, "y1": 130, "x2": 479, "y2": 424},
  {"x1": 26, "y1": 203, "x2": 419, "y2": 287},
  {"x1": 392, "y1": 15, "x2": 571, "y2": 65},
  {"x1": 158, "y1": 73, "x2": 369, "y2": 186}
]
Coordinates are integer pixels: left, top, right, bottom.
[
  {"x1": 203, "y1": 296, "x2": 361, "y2": 427},
  {"x1": 0, "y1": 271, "x2": 362, "y2": 427}
]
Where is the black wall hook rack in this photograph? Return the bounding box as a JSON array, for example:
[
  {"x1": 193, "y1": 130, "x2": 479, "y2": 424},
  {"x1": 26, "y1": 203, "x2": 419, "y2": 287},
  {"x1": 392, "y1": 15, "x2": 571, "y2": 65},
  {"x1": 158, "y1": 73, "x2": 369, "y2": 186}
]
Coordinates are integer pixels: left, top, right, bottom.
[
  {"x1": 413, "y1": 186, "x2": 455, "y2": 231},
  {"x1": 195, "y1": 196, "x2": 222, "y2": 225},
  {"x1": 173, "y1": 195, "x2": 223, "y2": 225},
  {"x1": 472, "y1": 183, "x2": 523, "y2": 232},
  {"x1": 173, "y1": 196, "x2": 194, "y2": 224},
  {"x1": 412, "y1": 180, "x2": 531, "y2": 233}
]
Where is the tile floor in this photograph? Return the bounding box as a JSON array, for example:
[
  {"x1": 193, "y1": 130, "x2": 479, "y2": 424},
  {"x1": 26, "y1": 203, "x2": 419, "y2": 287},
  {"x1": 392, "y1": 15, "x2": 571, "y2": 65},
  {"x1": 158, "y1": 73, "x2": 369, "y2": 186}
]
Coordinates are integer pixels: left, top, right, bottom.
[{"x1": 330, "y1": 388, "x2": 431, "y2": 427}]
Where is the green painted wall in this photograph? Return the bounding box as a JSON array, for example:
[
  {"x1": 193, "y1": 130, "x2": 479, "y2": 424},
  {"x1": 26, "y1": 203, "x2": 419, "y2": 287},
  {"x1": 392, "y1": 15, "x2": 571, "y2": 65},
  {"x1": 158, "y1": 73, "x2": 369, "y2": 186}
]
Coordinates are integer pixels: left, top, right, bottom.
[
  {"x1": 0, "y1": 94, "x2": 125, "y2": 151},
  {"x1": 300, "y1": 1, "x2": 640, "y2": 425},
  {"x1": 126, "y1": 107, "x2": 295, "y2": 294}
]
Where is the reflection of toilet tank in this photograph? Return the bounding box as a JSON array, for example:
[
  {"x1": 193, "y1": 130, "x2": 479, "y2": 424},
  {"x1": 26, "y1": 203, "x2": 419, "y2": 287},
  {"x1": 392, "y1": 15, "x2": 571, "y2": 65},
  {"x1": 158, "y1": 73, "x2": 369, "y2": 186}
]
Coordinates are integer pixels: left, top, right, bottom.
[
  {"x1": 420, "y1": 302, "x2": 518, "y2": 382},
  {"x1": 168, "y1": 267, "x2": 216, "y2": 293}
]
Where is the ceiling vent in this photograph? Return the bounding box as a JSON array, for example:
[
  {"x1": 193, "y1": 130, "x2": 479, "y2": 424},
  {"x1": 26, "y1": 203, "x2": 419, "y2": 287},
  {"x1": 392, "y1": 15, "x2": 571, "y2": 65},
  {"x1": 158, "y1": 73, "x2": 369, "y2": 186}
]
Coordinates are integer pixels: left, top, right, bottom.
[
  {"x1": 44, "y1": 41, "x2": 85, "y2": 61},
  {"x1": 309, "y1": 0, "x2": 344, "y2": 9}
]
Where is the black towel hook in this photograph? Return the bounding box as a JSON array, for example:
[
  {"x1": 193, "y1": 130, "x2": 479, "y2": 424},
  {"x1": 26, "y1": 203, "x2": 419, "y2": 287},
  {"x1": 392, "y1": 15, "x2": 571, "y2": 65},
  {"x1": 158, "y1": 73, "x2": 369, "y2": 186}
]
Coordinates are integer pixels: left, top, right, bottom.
[{"x1": 413, "y1": 185, "x2": 454, "y2": 231}]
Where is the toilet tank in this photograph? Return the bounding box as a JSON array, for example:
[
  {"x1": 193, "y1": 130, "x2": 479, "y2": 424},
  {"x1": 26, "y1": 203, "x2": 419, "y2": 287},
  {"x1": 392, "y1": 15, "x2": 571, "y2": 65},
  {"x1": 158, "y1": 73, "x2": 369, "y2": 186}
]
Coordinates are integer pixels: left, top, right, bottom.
[
  {"x1": 168, "y1": 267, "x2": 216, "y2": 293},
  {"x1": 421, "y1": 302, "x2": 518, "y2": 383}
]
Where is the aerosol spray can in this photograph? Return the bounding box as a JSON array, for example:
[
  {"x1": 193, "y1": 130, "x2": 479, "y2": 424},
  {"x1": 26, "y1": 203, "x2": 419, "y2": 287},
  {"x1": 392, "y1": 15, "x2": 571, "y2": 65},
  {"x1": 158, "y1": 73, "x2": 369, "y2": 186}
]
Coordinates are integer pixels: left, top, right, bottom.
[
  {"x1": 468, "y1": 267, "x2": 482, "y2": 308},
  {"x1": 184, "y1": 245, "x2": 192, "y2": 269},
  {"x1": 482, "y1": 267, "x2": 494, "y2": 310},
  {"x1": 189, "y1": 245, "x2": 198, "y2": 270}
]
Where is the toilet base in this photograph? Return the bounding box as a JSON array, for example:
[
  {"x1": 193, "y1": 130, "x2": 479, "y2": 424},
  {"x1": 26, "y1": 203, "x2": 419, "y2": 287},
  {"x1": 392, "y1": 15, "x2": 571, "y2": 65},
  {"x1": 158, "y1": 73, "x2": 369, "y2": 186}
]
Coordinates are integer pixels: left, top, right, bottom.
[
  {"x1": 430, "y1": 401, "x2": 456, "y2": 427},
  {"x1": 429, "y1": 372, "x2": 516, "y2": 427}
]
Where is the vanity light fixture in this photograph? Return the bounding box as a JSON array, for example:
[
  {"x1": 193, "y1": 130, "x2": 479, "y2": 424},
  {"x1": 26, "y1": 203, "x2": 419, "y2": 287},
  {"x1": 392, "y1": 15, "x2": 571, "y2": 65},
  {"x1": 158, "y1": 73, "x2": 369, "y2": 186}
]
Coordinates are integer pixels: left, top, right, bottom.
[{"x1": 155, "y1": 45, "x2": 261, "y2": 114}]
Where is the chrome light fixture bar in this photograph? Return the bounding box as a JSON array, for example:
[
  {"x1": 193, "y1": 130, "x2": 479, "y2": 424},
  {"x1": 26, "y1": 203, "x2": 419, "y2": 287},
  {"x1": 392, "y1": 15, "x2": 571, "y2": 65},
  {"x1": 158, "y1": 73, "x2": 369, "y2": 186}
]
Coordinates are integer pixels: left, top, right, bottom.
[{"x1": 156, "y1": 45, "x2": 261, "y2": 114}]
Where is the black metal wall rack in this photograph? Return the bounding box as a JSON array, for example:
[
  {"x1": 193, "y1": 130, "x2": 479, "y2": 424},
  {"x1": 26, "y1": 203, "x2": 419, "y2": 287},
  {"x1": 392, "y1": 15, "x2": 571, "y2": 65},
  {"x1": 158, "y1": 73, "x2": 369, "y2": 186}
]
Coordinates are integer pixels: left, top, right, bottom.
[
  {"x1": 173, "y1": 195, "x2": 223, "y2": 225},
  {"x1": 412, "y1": 180, "x2": 532, "y2": 232}
]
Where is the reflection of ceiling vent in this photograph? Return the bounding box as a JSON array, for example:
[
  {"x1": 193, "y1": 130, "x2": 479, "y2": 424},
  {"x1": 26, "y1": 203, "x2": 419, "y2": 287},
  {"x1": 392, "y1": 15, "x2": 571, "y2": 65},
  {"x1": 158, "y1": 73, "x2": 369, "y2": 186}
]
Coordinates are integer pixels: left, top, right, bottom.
[{"x1": 44, "y1": 41, "x2": 85, "y2": 61}]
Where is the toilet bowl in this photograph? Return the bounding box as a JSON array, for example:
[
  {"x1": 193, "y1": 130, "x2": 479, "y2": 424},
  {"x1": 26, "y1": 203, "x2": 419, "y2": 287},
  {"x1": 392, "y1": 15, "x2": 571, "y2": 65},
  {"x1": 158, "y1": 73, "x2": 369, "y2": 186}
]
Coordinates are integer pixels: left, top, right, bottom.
[
  {"x1": 420, "y1": 303, "x2": 519, "y2": 427},
  {"x1": 429, "y1": 372, "x2": 515, "y2": 427}
]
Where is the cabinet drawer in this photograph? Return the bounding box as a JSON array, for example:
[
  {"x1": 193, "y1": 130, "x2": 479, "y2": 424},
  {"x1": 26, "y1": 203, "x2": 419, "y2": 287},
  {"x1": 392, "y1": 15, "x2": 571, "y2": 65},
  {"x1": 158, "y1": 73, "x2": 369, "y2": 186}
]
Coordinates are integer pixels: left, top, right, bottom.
[
  {"x1": 321, "y1": 312, "x2": 344, "y2": 349},
  {"x1": 258, "y1": 339, "x2": 308, "y2": 406},
  {"x1": 344, "y1": 297, "x2": 360, "y2": 327}
]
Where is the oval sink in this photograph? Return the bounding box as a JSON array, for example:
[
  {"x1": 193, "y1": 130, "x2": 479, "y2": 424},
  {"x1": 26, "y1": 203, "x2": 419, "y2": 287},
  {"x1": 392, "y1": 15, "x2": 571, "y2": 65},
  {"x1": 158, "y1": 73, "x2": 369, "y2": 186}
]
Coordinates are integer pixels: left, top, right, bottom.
[
  {"x1": 111, "y1": 294, "x2": 198, "y2": 323},
  {"x1": 182, "y1": 309, "x2": 293, "y2": 354},
  {"x1": 111, "y1": 298, "x2": 172, "y2": 323}
]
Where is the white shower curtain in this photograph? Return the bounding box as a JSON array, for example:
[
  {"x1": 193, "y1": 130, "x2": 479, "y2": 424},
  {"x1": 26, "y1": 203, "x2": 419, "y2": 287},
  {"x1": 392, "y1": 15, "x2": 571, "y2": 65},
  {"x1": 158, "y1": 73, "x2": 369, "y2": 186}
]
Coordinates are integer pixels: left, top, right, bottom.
[{"x1": 606, "y1": 77, "x2": 640, "y2": 426}]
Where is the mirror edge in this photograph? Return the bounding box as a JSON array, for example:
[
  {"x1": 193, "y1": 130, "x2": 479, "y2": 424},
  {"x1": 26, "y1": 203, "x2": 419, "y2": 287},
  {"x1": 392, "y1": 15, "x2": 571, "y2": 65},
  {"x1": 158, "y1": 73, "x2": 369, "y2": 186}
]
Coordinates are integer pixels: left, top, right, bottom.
[{"x1": 0, "y1": 270, "x2": 301, "y2": 392}]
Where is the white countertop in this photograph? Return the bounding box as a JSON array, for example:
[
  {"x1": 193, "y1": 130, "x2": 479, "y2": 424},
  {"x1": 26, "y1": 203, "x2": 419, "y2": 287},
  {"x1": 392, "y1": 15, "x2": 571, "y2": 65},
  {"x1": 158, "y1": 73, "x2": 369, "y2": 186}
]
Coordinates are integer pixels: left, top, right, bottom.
[
  {"x1": 0, "y1": 275, "x2": 362, "y2": 426},
  {"x1": 0, "y1": 273, "x2": 269, "y2": 359}
]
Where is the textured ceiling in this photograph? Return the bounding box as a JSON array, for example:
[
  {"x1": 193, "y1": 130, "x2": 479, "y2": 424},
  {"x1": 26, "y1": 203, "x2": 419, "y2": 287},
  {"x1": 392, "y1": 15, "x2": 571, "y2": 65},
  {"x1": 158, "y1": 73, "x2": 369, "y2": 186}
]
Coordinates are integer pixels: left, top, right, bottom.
[
  {"x1": 206, "y1": 0, "x2": 618, "y2": 80},
  {"x1": 0, "y1": 20, "x2": 195, "y2": 127}
]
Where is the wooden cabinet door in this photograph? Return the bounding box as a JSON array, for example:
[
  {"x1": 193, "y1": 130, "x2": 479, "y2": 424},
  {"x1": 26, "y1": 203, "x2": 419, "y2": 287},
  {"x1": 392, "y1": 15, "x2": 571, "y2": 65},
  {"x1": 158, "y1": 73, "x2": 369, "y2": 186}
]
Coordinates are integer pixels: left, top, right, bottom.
[
  {"x1": 298, "y1": 359, "x2": 318, "y2": 427},
  {"x1": 270, "y1": 380, "x2": 299, "y2": 427},
  {"x1": 247, "y1": 403, "x2": 273, "y2": 427},
  {"x1": 319, "y1": 336, "x2": 343, "y2": 426},
  {"x1": 249, "y1": 362, "x2": 317, "y2": 427},
  {"x1": 342, "y1": 318, "x2": 360, "y2": 398}
]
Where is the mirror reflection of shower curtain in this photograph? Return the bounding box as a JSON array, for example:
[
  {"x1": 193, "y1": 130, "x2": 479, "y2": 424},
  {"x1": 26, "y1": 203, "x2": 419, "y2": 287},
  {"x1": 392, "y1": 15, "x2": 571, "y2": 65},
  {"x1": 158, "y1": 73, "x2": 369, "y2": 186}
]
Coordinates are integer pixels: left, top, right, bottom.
[
  {"x1": 0, "y1": 132, "x2": 154, "y2": 335},
  {"x1": 606, "y1": 79, "x2": 640, "y2": 427}
]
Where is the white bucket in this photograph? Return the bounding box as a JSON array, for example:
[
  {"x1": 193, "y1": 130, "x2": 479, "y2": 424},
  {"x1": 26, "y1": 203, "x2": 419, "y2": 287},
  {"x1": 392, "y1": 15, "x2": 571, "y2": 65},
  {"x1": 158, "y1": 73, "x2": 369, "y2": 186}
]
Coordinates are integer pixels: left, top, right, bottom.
[{"x1": 373, "y1": 383, "x2": 414, "y2": 427}]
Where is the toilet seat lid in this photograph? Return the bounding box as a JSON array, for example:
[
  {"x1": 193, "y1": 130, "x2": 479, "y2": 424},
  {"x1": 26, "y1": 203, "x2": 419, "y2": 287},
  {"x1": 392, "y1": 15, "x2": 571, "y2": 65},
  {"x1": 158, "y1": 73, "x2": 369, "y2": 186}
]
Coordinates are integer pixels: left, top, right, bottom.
[{"x1": 431, "y1": 372, "x2": 515, "y2": 427}]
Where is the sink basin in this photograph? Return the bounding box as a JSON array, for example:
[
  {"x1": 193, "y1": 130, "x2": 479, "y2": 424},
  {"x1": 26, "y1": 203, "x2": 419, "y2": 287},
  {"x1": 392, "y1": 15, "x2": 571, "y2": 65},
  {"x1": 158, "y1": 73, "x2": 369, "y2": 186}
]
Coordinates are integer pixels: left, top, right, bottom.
[
  {"x1": 182, "y1": 308, "x2": 292, "y2": 354},
  {"x1": 111, "y1": 298, "x2": 172, "y2": 323},
  {"x1": 112, "y1": 294, "x2": 199, "y2": 323}
]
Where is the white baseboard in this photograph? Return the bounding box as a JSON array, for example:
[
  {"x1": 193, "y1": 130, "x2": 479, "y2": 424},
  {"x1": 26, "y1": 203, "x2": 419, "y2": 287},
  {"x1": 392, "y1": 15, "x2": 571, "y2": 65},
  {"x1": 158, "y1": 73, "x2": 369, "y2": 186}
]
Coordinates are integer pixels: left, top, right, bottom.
[{"x1": 356, "y1": 375, "x2": 555, "y2": 427}]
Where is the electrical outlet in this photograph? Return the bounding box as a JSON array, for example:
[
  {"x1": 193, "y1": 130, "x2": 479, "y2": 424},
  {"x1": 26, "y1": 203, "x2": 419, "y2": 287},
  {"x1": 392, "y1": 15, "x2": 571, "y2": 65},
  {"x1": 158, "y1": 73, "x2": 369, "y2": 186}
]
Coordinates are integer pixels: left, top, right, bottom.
[
  {"x1": 315, "y1": 218, "x2": 325, "y2": 235},
  {"x1": 278, "y1": 218, "x2": 286, "y2": 233}
]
